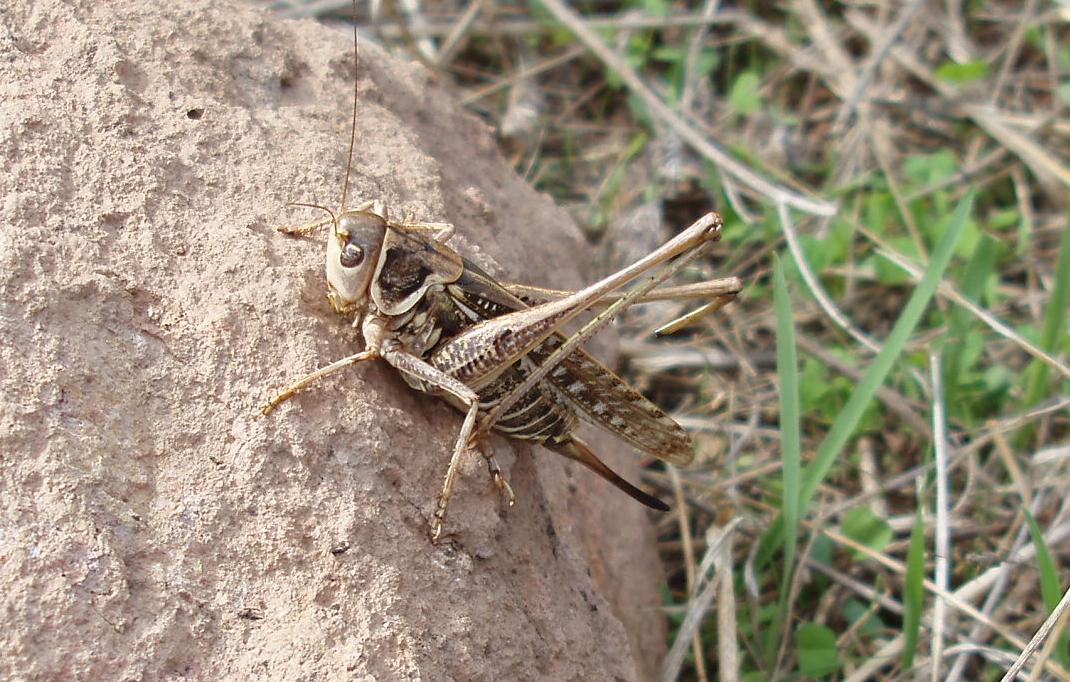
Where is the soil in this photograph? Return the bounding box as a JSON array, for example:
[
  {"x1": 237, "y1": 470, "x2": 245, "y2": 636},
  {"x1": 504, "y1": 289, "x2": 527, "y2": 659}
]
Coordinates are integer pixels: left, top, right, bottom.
[{"x1": 0, "y1": 0, "x2": 668, "y2": 679}]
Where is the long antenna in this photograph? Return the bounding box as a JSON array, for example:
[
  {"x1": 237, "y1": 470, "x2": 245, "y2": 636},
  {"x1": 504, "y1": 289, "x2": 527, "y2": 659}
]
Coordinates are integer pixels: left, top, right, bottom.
[{"x1": 339, "y1": 0, "x2": 360, "y2": 212}]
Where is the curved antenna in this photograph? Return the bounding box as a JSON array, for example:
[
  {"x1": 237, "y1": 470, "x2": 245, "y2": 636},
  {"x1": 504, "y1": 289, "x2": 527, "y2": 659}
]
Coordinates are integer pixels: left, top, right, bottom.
[
  {"x1": 339, "y1": 0, "x2": 360, "y2": 212},
  {"x1": 285, "y1": 201, "x2": 338, "y2": 236}
]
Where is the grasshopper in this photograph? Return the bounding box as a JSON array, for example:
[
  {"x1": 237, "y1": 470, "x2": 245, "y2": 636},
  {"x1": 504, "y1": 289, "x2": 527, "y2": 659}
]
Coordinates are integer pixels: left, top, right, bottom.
[{"x1": 258, "y1": 11, "x2": 742, "y2": 541}]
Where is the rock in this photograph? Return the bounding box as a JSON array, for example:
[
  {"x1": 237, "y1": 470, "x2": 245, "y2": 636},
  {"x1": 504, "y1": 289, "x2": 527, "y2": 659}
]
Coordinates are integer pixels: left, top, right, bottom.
[{"x1": 0, "y1": 0, "x2": 667, "y2": 678}]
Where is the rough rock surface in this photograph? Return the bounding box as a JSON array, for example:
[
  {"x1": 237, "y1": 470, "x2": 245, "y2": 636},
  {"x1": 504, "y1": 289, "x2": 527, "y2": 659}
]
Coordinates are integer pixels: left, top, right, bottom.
[{"x1": 0, "y1": 0, "x2": 668, "y2": 679}]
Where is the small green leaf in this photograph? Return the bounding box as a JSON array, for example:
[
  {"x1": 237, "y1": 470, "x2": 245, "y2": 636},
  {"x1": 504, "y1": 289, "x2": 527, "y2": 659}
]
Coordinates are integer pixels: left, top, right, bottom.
[
  {"x1": 935, "y1": 59, "x2": 989, "y2": 85},
  {"x1": 797, "y1": 622, "x2": 841, "y2": 677},
  {"x1": 798, "y1": 358, "x2": 834, "y2": 416},
  {"x1": 903, "y1": 150, "x2": 958, "y2": 186},
  {"x1": 982, "y1": 365, "x2": 1013, "y2": 396},
  {"x1": 812, "y1": 534, "x2": 834, "y2": 568},
  {"x1": 872, "y1": 236, "x2": 921, "y2": 286},
  {"x1": 1058, "y1": 81, "x2": 1070, "y2": 107},
  {"x1": 842, "y1": 506, "x2": 893, "y2": 556},
  {"x1": 989, "y1": 207, "x2": 1021, "y2": 230},
  {"x1": 649, "y1": 45, "x2": 681, "y2": 65},
  {"x1": 641, "y1": 0, "x2": 670, "y2": 17},
  {"x1": 729, "y1": 71, "x2": 762, "y2": 115},
  {"x1": 842, "y1": 599, "x2": 885, "y2": 638},
  {"x1": 696, "y1": 49, "x2": 719, "y2": 78}
]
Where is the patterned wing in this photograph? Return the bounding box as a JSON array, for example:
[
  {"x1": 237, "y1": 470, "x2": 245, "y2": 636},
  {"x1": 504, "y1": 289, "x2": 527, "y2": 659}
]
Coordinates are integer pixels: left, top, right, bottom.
[
  {"x1": 535, "y1": 341, "x2": 693, "y2": 466},
  {"x1": 447, "y1": 260, "x2": 694, "y2": 466}
]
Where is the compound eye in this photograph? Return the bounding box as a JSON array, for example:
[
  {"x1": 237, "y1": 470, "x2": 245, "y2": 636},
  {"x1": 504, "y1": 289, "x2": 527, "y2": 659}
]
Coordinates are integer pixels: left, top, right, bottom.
[{"x1": 340, "y1": 243, "x2": 365, "y2": 268}]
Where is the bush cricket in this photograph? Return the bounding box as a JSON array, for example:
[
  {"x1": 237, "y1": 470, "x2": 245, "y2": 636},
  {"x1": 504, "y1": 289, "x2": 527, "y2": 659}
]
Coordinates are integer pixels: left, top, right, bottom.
[{"x1": 258, "y1": 7, "x2": 742, "y2": 541}]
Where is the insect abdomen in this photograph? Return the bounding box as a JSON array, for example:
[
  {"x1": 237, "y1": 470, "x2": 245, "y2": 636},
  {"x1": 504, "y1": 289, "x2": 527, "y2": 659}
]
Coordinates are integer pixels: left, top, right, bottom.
[{"x1": 476, "y1": 361, "x2": 578, "y2": 443}]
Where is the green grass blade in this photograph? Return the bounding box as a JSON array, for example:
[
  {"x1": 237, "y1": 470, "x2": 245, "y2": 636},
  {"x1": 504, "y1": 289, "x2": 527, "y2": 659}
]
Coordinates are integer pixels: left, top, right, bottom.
[
  {"x1": 1024, "y1": 510, "x2": 1070, "y2": 668},
  {"x1": 1023, "y1": 218, "x2": 1070, "y2": 408},
  {"x1": 902, "y1": 508, "x2": 926, "y2": 669},
  {"x1": 797, "y1": 192, "x2": 975, "y2": 512},
  {"x1": 758, "y1": 193, "x2": 974, "y2": 566},
  {"x1": 943, "y1": 233, "x2": 999, "y2": 418},
  {"x1": 769, "y1": 253, "x2": 802, "y2": 662}
]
